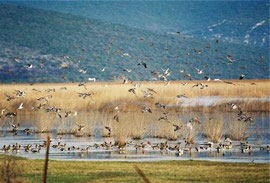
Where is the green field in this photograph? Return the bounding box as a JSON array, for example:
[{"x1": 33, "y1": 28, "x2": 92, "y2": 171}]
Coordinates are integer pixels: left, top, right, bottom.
[{"x1": 0, "y1": 155, "x2": 269, "y2": 183}]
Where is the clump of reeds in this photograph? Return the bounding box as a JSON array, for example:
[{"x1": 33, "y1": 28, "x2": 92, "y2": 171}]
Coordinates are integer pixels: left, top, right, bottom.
[
  {"x1": 202, "y1": 116, "x2": 224, "y2": 143},
  {"x1": 128, "y1": 114, "x2": 146, "y2": 140},
  {"x1": 228, "y1": 118, "x2": 249, "y2": 141},
  {"x1": 0, "y1": 156, "x2": 25, "y2": 183},
  {"x1": 33, "y1": 111, "x2": 54, "y2": 133},
  {"x1": 183, "y1": 123, "x2": 199, "y2": 145},
  {"x1": 112, "y1": 122, "x2": 129, "y2": 147},
  {"x1": 154, "y1": 114, "x2": 184, "y2": 140}
]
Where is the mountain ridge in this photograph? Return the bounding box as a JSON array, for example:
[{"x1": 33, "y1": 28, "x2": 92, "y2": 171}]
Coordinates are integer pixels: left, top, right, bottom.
[{"x1": 0, "y1": 4, "x2": 268, "y2": 83}]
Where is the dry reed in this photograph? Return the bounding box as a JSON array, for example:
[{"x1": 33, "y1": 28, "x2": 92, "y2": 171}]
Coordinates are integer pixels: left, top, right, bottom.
[
  {"x1": 228, "y1": 118, "x2": 249, "y2": 141},
  {"x1": 0, "y1": 80, "x2": 269, "y2": 114},
  {"x1": 202, "y1": 116, "x2": 224, "y2": 143}
]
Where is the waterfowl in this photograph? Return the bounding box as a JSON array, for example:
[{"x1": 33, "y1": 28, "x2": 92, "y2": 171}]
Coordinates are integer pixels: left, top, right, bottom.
[
  {"x1": 173, "y1": 124, "x2": 182, "y2": 132},
  {"x1": 24, "y1": 145, "x2": 32, "y2": 152},
  {"x1": 81, "y1": 146, "x2": 90, "y2": 153},
  {"x1": 18, "y1": 102, "x2": 24, "y2": 110},
  {"x1": 52, "y1": 142, "x2": 61, "y2": 148},
  {"x1": 178, "y1": 148, "x2": 184, "y2": 156},
  {"x1": 31, "y1": 147, "x2": 41, "y2": 153},
  {"x1": 155, "y1": 102, "x2": 166, "y2": 109},
  {"x1": 104, "y1": 126, "x2": 112, "y2": 136},
  {"x1": 142, "y1": 107, "x2": 152, "y2": 113},
  {"x1": 242, "y1": 145, "x2": 252, "y2": 154},
  {"x1": 113, "y1": 115, "x2": 119, "y2": 122},
  {"x1": 152, "y1": 144, "x2": 159, "y2": 150},
  {"x1": 226, "y1": 142, "x2": 233, "y2": 149},
  {"x1": 23, "y1": 128, "x2": 32, "y2": 135},
  {"x1": 216, "y1": 144, "x2": 226, "y2": 153},
  {"x1": 12, "y1": 144, "x2": 21, "y2": 153}
]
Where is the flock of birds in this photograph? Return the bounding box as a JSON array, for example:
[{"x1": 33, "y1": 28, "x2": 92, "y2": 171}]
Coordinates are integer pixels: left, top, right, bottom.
[
  {"x1": 1, "y1": 137, "x2": 269, "y2": 158},
  {"x1": 0, "y1": 81, "x2": 265, "y2": 160},
  {"x1": 13, "y1": 32, "x2": 266, "y2": 84},
  {"x1": 0, "y1": 34, "x2": 268, "y2": 161}
]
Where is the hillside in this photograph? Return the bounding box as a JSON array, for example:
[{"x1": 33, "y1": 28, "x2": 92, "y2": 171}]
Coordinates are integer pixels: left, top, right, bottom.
[
  {"x1": 5, "y1": 1, "x2": 269, "y2": 46},
  {"x1": 0, "y1": 4, "x2": 268, "y2": 83}
]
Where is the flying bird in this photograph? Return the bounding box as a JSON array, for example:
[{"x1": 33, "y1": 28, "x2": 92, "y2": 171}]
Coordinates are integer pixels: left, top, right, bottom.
[
  {"x1": 18, "y1": 103, "x2": 24, "y2": 110},
  {"x1": 137, "y1": 61, "x2": 147, "y2": 68},
  {"x1": 239, "y1": 74, "x2": 246, "y2": 80}
]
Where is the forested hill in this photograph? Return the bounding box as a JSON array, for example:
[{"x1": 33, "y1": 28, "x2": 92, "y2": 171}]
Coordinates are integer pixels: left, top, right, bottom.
[{"x1": 0, "y1": 4, "x2": 268, "y2": 83}]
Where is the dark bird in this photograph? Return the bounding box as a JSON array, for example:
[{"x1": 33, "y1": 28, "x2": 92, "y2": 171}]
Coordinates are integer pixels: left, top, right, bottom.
[
  {"x1": 137, "y1": 61, "x2": 147, "y2": 68},
  {"x1": 146, "y1": 88, "x2": 157, "y2": 94},
  {"x1": 5, "y1": 112, "x2": 17, "y2": 118},
  {"x1": 128, "y1": 88, "x2": 136, "y2": 95},
  {"x1": 173, "y1": 124, "x2": 183, "y2": 132},
  {"x1": 77, "y1": 124, "x2": 85, "y2": 132},
  {"x1": 4, "y1": 94, "x2": 15, "y2": 101},
  {"x1": 158, "y1": 115, "x2": 168, "y2": 121},
  {"x1": 177, "y1": 94, "x2": 189, "y2": 99},
  {"x1": 11, "y1": 122, "x2": 20, "y2": 133},
  {"x1": 155, "y1": 102, "x2": 166, "y2": 109},
  {"x1": 104, "y1": 126, "x2": 112, "y2": 136},
  {"x1": 142, "y1": 107, "x2": 152, "y2": 113},
  {"x1": 113, "y1": 115, "x2": 119, "y2": 122}
]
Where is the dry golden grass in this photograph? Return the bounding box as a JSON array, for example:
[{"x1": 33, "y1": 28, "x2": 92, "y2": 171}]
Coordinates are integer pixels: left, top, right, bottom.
[
  {"x1": 0, "y1": 80, "x2": 269, "y2": 114},
  {"x1": 202, "y1": 116, "x2": 224, "y2": 143},
  {"x1": 0, "y1": 80, "x2": 268, "y2": 141},
  {"x1": 228, "y1": 117, "x2": 249, "y2": 141},
  {"x1": 183, "y1": 123, "x2": 199, "y2": 145}
]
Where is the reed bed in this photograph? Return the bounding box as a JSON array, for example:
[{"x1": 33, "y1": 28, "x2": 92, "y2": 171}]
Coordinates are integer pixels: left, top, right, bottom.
[
  {"x1": 0, "y1": 109, "x2": 254, "y2": 143},
  {"x1": 0, "y1": 80, "x2": 269, "y2": 114},
  {"x1": 0, "y1": 80, "x2": 267, "y2": 143}
]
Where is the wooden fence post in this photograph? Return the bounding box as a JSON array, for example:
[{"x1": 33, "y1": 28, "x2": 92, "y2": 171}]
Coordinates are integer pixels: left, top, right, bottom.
[{"x1": 43, "y1": 136, "x2": 50, "y2": 183}]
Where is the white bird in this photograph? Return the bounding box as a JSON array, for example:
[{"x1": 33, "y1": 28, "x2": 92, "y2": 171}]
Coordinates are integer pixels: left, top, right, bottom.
[
  {"x1": 79, "y1": 69, "x2": 87, "y2": 74},
  {"x1": 195, "y1": 68, "x2": 203, "y2": 74},
  {"x1": 230, "y1": 103, "x2": 238, "y2": 110},
  {"x1": 1, "y1": 109, "x2": 6, "y2": 115},
  {"x1": 123, "y1": 68, "x2": 132, "y2": 72},
  {"x1": 88, "y1": 78, "x2": 96, "y2": 82},
  {"x1": 101, "y1": 67, "x2": 106, "y2": 72},
  {"x1": 27, "y1": 64, "x2": 33, "y2": 69},
  {"x1": 123, "y1": 53, "x2": 131, "y2": 57},
  {"x1": 187, "y1": 122, "x2": 193, "y2": 131},
  {"x1": 18, "y1": 103, "x2": 24, "y2": 110}
]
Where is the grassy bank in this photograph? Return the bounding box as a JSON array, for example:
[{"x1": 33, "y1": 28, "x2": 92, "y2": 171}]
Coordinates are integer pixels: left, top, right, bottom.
[{"x1": 0, "y1": 155, "x2": 269, "y2": 183}]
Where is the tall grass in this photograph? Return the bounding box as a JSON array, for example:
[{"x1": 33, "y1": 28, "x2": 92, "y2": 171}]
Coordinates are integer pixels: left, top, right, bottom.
[
  {"x1": 112, "y1": 122, "x2": 129, "y2": 147},
  {"x1": 0, "y1": 80, "x2": 269, "y2": 114},
  {"x1": 228, "y1": 118, "x2": 249, "y2": 141},
  {"x1": 0, "y1": 156, "x2": 25, "y2": 183},
  {"x1": 202, "y1": 116, "x2": 224, "y2": 143}
]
